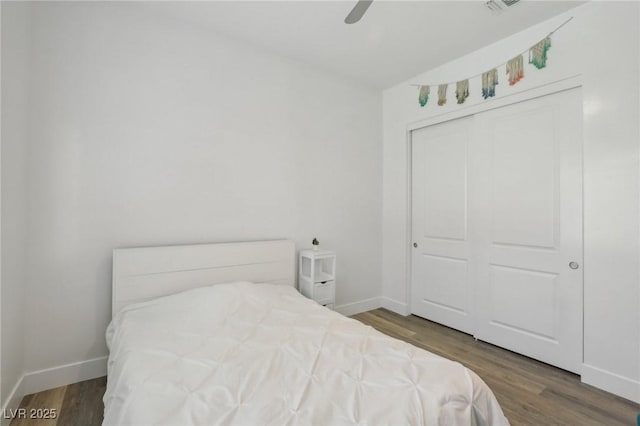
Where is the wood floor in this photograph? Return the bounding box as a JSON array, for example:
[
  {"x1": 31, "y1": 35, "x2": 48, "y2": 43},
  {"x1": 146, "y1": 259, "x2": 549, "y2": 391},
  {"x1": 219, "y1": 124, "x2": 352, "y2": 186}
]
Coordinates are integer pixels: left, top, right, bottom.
[
  {"x1": 11, "y1": 376, "x2": 105, "y2": 426},
  {"x1": 13, "y1": 308, "x2": 640, "y2": 425},
  {"x1": 353, "y1": 309, "x2": 640, "y2": 426}
]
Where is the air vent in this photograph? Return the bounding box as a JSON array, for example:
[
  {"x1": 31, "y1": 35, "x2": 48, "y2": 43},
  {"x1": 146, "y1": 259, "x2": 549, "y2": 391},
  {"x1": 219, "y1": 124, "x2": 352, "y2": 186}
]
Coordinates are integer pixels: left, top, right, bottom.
[{"x1": 485, "y1": 0, "x2": 521, "y2": 13}]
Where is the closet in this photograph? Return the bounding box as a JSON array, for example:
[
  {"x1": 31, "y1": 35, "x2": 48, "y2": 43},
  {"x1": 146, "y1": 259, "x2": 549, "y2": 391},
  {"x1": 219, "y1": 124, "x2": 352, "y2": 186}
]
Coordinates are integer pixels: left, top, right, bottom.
[{"x1": 411, "y1": 87, "x2": 583, "y2": 373}]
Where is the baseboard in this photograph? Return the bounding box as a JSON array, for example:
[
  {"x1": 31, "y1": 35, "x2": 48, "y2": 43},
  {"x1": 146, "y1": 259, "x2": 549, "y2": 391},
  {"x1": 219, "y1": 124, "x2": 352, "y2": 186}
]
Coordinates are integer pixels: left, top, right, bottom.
[
  {"x1": 1, "y1": 375, "x2": 24, "y2": 426},
  {"x1": 380, "y1": 297, "x2": 411, "y2": 316},
  {"x1": 22, "y1": 356, "x2": 108, "y2": 396},
  {"x1": 335, "y1": 297, "x2": 382, "y2": 316},
  {"x1": 581, "y1": 363, "x2": 640, "y2": 404}
]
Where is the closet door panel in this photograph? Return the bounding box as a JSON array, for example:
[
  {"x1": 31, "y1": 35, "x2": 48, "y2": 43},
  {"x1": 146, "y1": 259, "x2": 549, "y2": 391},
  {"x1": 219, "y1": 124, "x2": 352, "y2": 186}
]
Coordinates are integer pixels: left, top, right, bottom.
[
  {"x1": 411, "y1": 116, "x2": 474, "y2": 334},
  {"x1": 475, "y1": 88, "x2": 583, "y2": 373}
]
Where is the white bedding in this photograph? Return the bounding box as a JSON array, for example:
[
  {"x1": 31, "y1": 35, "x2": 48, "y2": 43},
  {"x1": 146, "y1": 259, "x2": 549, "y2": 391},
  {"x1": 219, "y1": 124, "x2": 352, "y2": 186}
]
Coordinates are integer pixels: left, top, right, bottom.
[{"x1": 104, "y1": 282, "x2": 508, "y2": 426}]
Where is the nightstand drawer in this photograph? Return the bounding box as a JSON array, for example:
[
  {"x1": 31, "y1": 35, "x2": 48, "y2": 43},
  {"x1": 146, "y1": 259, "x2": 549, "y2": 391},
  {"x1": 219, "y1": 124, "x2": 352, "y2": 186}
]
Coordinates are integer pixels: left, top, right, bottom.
[{"x1": 314, "y1": 280, "x2": 335, "y2": 303}]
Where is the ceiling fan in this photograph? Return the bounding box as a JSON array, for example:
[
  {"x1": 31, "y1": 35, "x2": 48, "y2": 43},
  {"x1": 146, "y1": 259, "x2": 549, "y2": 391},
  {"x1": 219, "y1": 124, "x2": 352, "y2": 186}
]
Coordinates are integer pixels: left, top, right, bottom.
[{"x1": 344, "y1": 0, "x2": 373, "y2": 24}]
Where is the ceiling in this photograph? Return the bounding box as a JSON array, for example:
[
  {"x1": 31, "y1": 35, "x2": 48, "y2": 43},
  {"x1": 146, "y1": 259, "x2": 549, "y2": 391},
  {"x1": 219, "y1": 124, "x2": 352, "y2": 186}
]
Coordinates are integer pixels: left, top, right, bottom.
[{"x1": 139, "y1": 1, "x2": 583, "y2": 89}]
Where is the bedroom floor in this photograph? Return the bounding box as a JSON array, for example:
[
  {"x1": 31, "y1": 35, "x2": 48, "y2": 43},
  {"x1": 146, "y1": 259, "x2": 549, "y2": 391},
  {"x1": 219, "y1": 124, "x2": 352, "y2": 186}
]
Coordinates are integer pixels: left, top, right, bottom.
[
  {"x1": 12, "y1": 308, "x2": 640, "y2": 426},
  {"x1": 353, "y1": 309, "x2": 640, "y2": 426}
]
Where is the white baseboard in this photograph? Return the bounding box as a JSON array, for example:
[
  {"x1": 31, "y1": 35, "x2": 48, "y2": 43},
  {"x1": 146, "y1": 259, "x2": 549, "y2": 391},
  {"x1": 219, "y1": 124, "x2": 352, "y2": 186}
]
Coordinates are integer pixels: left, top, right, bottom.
[
  {"x1": 582, "y1": 363, "x2": 640, "y2": 404},
  {"x1": 380, "y1": 297, "x2": 411, "y2": 316},
  {"x1": 335, "y1": 297, "x2": 382, "y2": 316},
  {"x1": 22, "y1": 356, "x2": 107, "y2": 396},
  {"x1": 1, "y1": 375, "x2": 24, "y2": 426},
  {"x1": 335, "y1": 296, "x2": 411, "y2": 317}
]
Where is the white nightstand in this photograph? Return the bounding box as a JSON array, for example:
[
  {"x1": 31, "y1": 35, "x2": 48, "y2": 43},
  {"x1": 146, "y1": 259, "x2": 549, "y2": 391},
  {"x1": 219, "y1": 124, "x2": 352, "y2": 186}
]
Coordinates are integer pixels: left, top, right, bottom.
[{"x1": 298, "y1": 249, "x2": 336, "y2": 310}]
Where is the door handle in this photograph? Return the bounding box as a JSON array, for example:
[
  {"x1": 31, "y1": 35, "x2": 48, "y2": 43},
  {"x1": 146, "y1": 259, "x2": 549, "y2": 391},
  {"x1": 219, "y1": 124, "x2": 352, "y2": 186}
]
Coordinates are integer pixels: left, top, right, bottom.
[
  {"x1": 413, "y1": 242, "x2": 418, "y2": 248},
  {"x1": 569, "y1": 261, "x2": 579, "y2": 270}
]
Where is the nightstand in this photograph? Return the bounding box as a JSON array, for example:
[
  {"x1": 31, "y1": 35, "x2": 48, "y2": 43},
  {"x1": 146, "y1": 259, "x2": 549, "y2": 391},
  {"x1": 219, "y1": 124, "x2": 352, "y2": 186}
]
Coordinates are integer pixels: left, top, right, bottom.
[{"x1": 298, "y1": 249, "x2": 336, "y2": 309}]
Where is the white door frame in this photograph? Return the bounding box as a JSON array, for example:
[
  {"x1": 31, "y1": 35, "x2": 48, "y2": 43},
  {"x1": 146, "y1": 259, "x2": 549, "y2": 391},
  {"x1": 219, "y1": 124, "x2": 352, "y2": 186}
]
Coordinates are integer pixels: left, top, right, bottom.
[{"x1": 405, "y1": 74, "x2": 583, "y2": 318}]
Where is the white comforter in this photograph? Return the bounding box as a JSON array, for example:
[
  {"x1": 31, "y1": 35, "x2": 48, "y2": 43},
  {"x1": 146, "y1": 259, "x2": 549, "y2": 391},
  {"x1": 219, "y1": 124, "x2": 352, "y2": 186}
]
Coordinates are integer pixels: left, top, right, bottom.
[{"x1": 104, "y1": 282, "x2": 508, "y2": 426}]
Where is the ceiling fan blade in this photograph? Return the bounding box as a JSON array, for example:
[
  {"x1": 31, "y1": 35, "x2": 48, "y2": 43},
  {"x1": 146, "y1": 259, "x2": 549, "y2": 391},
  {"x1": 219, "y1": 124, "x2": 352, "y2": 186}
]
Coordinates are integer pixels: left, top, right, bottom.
[{"x1": 344, "y1": 0, "x2": 373, "y2": 24}]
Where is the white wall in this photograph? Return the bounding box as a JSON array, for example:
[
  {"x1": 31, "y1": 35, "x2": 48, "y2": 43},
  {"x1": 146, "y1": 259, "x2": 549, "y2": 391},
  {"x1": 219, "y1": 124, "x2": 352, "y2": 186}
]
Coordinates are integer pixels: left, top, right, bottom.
[
  {"x1": 18, "y1": 1, "x2": 381, "y2": 385},
  {"x1": 382, "y1": 2, "x2": 640, "y2": 403},
  {"x1": 1, "y1": 1, "x2": 30, "y2": 416}
]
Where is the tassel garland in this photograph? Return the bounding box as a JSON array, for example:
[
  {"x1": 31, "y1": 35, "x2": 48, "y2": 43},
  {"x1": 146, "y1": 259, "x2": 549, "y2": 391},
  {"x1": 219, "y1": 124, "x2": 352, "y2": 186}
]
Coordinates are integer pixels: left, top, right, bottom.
[
  {"x1": 481, "y1": 69, "x2": 498, "y2": 99},
  {"x1": 409, "y1": 16, "x2": 572, "y2": 109},
  {"x1": 506, "y1": 55, "x2": 524, "y2": 86},
  {"x1": 529, "y1": 37, "x2": 552, "y2": 69},
  {"x1": 418, "y1": 85, "x2": 430, "y2": 107},
  {"x1": 456, "y1": 80, "x2": 469, "y2": 104},
  {"x1": 437, "y1": 84, "x2": 448, "y2": 106}
]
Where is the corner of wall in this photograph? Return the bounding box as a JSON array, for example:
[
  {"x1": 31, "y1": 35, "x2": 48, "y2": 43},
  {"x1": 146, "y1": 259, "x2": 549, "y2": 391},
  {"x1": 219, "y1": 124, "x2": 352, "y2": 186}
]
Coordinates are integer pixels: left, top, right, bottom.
[
  {"x1": 335, "y1": 297, "x2": 383, "y2": 317},
  {"x1": 1, "y1": 375, "x2": 24, "y2": 426},
  {"x1": 1, "y1": 1, "x2": 33, "y2": 415},
  {"x1": 381, "y1": 297, "x2": 410, "y2": 316}
]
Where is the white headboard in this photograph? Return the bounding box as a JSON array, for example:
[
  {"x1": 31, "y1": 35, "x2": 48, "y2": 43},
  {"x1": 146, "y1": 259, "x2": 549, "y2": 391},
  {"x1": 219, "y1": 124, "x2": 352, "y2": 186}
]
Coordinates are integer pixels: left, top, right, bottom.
[{"x1": 112, "y1": 239, "x2": 295, "y2": 316}]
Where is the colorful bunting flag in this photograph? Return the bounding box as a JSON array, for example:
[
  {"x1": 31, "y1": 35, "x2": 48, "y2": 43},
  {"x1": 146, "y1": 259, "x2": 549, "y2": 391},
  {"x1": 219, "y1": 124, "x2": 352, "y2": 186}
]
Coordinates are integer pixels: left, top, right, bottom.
[
  {"x1": 506, "y1": 55, "x2": 524, "y2": 86},
  {"x1": 418, "y1": 85, "x2": 430, "y2": 107},
  {"x1": 481, "y1": 69, "x2": 499, "y2": 99},
  {"x1": 437, "y1": 84, "x2": 448, "y2": 106},
  {"x1": 456, "y1": 80, "x2": 469, "y2": 104},
  {"x1": 529, "y1": 37, "x2": 552, "y2": 69}
]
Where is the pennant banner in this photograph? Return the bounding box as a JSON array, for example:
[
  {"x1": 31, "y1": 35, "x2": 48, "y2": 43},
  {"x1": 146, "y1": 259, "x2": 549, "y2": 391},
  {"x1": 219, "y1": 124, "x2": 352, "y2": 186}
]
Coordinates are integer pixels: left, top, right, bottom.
[{"x1": 416, "y1": 29, "x2": 563, "y2": 108}]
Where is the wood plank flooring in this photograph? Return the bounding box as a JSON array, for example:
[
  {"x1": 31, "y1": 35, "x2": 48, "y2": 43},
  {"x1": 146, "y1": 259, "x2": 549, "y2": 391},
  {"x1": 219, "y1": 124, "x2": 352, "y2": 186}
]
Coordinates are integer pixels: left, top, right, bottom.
[
  {"x1": 353, "y1": 309, "x2": 640, "y2": 426},
  {"x1": 12, "y1": 309, "x2": 640, "y2": 425},
  {"x1": 10, "y1": 377, "x2": 105, "y2": 426}
]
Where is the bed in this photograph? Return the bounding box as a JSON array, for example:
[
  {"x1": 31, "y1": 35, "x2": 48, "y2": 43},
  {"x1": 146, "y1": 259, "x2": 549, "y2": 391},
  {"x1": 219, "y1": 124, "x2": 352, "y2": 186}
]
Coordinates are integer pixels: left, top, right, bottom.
[{"x1": 104, "y1": 240, "x2": 508, "y2": 425}]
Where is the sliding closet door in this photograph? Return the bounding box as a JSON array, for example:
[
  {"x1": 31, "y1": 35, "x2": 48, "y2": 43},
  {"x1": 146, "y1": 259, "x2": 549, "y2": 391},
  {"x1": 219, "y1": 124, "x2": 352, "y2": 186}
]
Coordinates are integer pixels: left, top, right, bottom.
[
  {"x1": 410, "y1": 88, "x2": 583, "y2": 372},
  {"x1": 411, "y1": 117, "x2": 475, "y2": 335},
  {"x1": 473, "y1": 88, "x2": 583, "y2": 373}
]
